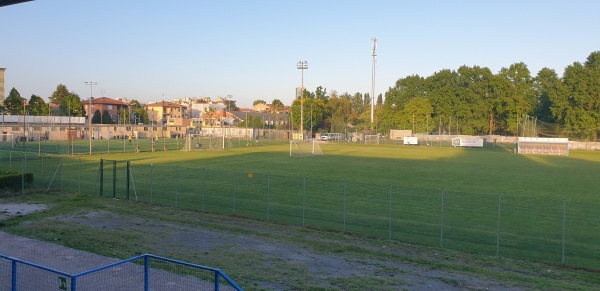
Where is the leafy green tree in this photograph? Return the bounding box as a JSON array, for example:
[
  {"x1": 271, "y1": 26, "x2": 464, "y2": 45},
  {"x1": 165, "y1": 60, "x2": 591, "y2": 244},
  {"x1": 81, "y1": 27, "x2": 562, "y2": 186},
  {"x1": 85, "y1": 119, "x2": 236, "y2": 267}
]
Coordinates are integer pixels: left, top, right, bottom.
[
  {"x1": 533, "y1": 68, "x2": 562, "y2": 123},
  {"x1": 58, "y1": 93, "x2": 85, "y2": 117},
  {"x1": 3, "y1": 88, "x2": 26, "y2": 115},
  {"x1": 400, "y1": 97, "x2": 433, "y2": 133},
  {"x1": 271, "y1": 99, "x2": 285, "y2": 111},
  {"x1": 253, "y1": 99, "x2": 266, "y2": 106},
  {"x1": 28, "y1": 94, "x2": 49, "y2": 116},
  {"x1": 101, "y1": 110, "x2": 113, "y2": 124},
  {"x1": 118, "y1": 108, "x2": 130, "y2": 124},
  {"x1": 557, "y1": 52, "x2": 600, "y2": 140},
  {"x1": 49, "y1": 84, "x2": 70, "y2": 105},
  {"x1": 496, "y1": 63, "x2": 536, "y2": 136},
  {"x1": 92, "y1": 110, "x2": 102, "y2": 124}
]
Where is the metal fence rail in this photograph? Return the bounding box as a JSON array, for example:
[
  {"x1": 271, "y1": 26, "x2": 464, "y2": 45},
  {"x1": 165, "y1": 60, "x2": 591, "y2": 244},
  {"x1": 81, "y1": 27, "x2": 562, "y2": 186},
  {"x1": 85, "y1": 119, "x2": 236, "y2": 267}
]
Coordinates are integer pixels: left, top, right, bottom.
[{"x1": 0, "y1": 253, "x2": 242, "y2": 291}]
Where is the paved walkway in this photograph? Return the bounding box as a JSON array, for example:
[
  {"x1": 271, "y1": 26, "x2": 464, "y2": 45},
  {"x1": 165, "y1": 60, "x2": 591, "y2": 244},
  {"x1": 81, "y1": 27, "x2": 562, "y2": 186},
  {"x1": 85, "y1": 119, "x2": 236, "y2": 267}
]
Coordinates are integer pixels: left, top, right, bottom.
[{"x1": 0, "y1": 232, "x2": 233, "y2": 290}]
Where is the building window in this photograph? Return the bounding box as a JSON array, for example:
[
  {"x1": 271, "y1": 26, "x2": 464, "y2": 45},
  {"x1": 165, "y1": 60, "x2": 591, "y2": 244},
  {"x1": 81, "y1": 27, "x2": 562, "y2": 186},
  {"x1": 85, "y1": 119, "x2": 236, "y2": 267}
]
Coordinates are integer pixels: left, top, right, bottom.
[{"x1": 108, "y1": 105, "x2": 113, "y2": 110}]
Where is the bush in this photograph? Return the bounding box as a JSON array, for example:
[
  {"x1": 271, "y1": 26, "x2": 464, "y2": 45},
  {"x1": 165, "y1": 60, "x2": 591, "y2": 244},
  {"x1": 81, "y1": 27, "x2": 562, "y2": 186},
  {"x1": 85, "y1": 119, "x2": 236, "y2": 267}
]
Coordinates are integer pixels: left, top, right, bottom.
[{"x1": 0, "y1": 169, "x2": 34, "y2": 189}]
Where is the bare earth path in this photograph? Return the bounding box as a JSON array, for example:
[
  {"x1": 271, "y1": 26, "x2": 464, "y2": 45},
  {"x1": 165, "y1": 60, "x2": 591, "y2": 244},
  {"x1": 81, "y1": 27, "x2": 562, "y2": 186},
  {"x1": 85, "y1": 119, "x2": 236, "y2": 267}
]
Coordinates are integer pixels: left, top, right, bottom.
[{"x1": 0, "y1": 202, "x2": 532, "y2": 290}]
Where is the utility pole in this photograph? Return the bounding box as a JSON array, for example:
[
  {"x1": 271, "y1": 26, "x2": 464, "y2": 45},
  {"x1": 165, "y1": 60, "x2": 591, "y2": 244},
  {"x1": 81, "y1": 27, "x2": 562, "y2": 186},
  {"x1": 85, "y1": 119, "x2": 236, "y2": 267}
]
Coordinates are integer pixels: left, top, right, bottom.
[
  {"x1": 85, "y1": 81, "x2": 97, "y2": 155},
  {"x1": 371, "y1": 37, "x2": 377, "y2": 126}
]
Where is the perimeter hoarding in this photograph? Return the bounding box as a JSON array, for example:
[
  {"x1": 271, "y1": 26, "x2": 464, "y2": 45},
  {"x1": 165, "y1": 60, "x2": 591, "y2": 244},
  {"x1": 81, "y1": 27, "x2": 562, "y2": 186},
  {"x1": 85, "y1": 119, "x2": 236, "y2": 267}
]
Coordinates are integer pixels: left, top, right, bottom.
[{"x1": 452, "y1": 137, "x2": 484, "y2": 148}]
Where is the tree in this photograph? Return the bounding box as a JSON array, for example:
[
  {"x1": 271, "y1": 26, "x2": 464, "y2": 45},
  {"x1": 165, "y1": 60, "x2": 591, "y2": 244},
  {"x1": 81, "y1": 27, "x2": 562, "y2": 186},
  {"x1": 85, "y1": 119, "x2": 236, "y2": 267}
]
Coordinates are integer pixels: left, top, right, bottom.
[
  {"x1": 253, "y1": 99, "x2": 266, "y2": 106},
  {"x1": 49, "y1": 84, "x2": 70, "y2": 106},
  {"x1": 271, "y1": 99, "x2": 285, "y2": 111},
  {"x1": 496, "y1": 63, "x2": 536, "y2": 136},
  {"x1": 58, "y1": 93, "x2": 85, "y2": 117},
  {"x1": 533, "y1": 68, "x2": 562, "y2": 123},
  {"x1": 101, "y1": 110, "x2": 113, "y2": 124},
  {"x1": 3, "y1": 88, "x2": 26, "y2": 115},
  {"x1": 92, "y1": 110, "x2": 102, "y2": 124},
  {"x1": 28, "y1": 94, "x2": 49, "y2": 116}
]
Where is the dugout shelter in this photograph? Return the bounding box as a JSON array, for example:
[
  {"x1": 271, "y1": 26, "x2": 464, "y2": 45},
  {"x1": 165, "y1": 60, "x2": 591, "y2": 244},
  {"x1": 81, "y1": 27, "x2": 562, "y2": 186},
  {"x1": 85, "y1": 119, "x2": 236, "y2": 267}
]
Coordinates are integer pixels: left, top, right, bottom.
[{"x1": 517, "y1": 137, "x2": 569, "y2": 156}]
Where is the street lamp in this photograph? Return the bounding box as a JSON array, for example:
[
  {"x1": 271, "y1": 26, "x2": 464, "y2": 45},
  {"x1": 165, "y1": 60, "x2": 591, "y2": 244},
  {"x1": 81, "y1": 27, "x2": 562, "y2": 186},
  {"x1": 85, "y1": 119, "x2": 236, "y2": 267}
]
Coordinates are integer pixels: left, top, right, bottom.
[
  {"x1": 85, "y1": 81, "x2": 97, "y2": 155},
  {"x1": 297, "y1": 61, "x2": 308, "y2": 139}
]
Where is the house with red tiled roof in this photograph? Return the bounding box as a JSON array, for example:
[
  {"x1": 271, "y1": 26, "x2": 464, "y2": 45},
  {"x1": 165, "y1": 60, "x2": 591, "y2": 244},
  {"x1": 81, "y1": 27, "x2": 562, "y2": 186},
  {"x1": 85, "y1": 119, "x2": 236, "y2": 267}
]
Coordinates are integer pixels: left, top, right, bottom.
[{"x1": 83, "y1": 97, "x2": 130, "y2": 123}]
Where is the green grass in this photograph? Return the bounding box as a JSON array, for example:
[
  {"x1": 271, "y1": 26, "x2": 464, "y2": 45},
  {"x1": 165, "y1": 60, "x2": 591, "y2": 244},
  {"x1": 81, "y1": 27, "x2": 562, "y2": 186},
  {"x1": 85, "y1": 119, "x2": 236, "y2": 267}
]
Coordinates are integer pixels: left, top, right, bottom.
[{"x1": 1, "y1": 141, "x2": 600, "y2": 269}]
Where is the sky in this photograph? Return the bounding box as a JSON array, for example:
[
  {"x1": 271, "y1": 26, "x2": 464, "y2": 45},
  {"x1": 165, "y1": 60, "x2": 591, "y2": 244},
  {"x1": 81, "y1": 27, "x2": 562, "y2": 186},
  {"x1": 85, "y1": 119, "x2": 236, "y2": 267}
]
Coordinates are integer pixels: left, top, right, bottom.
[{"x1": 2, "y1": 0, "x2": 599, "y2": 108}]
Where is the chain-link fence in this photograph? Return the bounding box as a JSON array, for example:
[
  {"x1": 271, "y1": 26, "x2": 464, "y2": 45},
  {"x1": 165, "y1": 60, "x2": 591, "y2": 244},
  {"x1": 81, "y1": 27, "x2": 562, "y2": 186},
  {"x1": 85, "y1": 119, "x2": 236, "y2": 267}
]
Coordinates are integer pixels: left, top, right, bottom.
[{"x1": 3, "y1": 154, "x2": 599, "y2": 270}]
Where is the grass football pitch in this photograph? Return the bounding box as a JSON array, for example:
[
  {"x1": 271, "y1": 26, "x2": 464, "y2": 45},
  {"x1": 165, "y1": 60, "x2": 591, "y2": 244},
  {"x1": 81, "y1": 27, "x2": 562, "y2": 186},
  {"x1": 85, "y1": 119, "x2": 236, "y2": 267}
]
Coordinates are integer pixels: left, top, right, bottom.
[{"x1": 2, "y1": 140, "x2": 600, "y2": 268}]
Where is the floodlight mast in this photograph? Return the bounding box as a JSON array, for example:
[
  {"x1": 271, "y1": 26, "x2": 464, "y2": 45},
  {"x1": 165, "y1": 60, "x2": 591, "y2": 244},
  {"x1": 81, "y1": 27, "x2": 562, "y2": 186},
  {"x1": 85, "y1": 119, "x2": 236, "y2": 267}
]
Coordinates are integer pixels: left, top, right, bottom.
[
  {"x1": 297, "y1": 61, "x2": 308, "y2": 139},
  {"x1": 85, "y1": 81, "x2": 97, "y2": 155},
  {"x1": 371, "y1": 37, "x2": 377, "y2": 126}
]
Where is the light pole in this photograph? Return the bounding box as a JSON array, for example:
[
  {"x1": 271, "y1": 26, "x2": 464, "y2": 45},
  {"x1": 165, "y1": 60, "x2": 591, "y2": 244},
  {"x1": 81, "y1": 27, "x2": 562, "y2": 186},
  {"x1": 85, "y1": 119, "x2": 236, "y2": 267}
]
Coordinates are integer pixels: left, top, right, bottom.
[
  {"x1": 297, "y1": 61, "x2": 308, "y2": 139},
  {"x1": 371, "y1": 37, "x2": 377, "y2": 127},
  {"x1": 85, "y1": 81, "x2": 97, "y2": 155}
]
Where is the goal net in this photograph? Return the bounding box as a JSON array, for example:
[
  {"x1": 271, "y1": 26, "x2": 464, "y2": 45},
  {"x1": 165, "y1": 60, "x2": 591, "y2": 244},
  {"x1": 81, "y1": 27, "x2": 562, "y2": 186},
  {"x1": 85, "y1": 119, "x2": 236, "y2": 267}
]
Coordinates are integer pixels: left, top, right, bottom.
[
  {"x1": 364, "y1": 134, "x2": 380, "y2": 144},
  {"x1": 182, "y1": 134, "x2": 224, "y2": 151},
  {"x1": 0, "y1": 133, "x2": 15, "y2": 149},
  {"x1": 290, "y1": 140, "x2": 324, "y2": 157}
]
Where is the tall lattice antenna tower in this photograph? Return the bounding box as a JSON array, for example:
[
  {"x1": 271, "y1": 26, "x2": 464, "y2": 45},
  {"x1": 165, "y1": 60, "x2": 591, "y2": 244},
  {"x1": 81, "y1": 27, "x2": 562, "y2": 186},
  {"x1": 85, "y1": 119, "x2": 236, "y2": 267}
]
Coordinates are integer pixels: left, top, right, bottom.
[{"x1": 371, "y1": 37, "x2": 377, "y2": 125}]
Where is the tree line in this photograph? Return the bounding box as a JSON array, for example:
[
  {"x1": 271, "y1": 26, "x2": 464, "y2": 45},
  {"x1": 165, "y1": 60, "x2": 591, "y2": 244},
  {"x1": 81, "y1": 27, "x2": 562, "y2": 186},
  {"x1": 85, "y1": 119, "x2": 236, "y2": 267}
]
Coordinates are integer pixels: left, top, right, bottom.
[
  {"x1": 4, "y1": 51, "x2": 599, "y2": 140},
  {"x1": 1, "y1": 84, "x2": 147, "y2": 125},
  {"x1": 284, "y1": 51, "x2": 600, "y2": 141}
]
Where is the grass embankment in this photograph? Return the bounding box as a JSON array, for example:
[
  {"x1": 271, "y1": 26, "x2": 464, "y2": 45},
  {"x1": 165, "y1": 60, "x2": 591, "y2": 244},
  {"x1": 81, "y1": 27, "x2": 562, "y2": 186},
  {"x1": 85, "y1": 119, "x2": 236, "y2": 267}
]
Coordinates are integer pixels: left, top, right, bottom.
[{"x1": 1, "y1": 192, "x2": 599, "y2": 290}]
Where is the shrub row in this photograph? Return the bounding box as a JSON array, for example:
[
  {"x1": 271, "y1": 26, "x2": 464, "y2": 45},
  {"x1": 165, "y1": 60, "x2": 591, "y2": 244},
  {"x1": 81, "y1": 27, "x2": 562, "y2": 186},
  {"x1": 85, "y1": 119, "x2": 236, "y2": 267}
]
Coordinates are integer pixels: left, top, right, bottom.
[{"x1": 0, "y1": 169, "x2": 34, "y2": 189}]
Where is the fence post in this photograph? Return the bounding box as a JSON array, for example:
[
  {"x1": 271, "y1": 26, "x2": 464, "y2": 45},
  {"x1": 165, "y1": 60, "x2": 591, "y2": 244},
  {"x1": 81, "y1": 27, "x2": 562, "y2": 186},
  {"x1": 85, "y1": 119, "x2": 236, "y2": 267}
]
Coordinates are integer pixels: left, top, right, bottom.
[
  {"x1": 233, "y1": 170, "x2": 236, "y2": 214},
  {"x1": 199, "y1": 168, "x2": 204, "y2": 211},
  {"x1": 562, "y1": 198, "x2": 566, "y2": 264},
  {"x1": 302, "y1": 176, "x2": 306, "y2": 227},
  {"x1": 267, "y1": 173, "x2": 271, "y2": 221},
  {"x1": 176, "y1": 166, "x2": 179, "y2": 208},
  {"x1": 440, "y1": 189, "x2": 445, "y2": 248},
  {"x1": 343, "y1": 180, "x2": 347, "y2": 232},
  {"x1": 100, "y1": 159, "x2": 104, "y2": 196},
  {"x1": 112, "y1": 161, "x2": 117, "y2": 199},
  {"x1": 144, "y1": 255, "x2": 149, "y2": 291},
  {"x1": 126, "y1": 161, "x2": 130, "y2": 200},
  {"x1": 21, "y1": 159, "x2": 25, "y2": 195},
  {"x1": 78, "y1": 158, "x2": 82, "y2": 195},
  {"x1": 389, "y1": 184, "x2": 392, "y2": 241},
  {"x1": 150, "y1": 164, "x2": 153, "y2": 203},
  {"x1": 496, "y1": 193, "x2": 502, "y2": 257},
  {"x1": 59, "y1": 157, "x2": 63, "y2": 191},
  {"x1": 12, "y1": 258, "x2": 16, "y2": 290}
]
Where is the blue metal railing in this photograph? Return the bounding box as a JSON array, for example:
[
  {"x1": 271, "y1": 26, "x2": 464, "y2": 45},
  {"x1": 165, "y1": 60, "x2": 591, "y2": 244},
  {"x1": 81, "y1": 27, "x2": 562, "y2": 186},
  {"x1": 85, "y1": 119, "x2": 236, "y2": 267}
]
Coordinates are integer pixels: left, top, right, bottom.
[{"x1": 0, "y1": 253, "x2": 242, "y2": 291}]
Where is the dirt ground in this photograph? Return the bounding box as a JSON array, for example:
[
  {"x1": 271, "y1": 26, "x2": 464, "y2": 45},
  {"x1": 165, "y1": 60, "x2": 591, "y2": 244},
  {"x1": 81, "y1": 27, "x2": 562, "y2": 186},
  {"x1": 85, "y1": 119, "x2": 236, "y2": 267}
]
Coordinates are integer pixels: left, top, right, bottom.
[{"x1": 0, "y1": 202, "x2": 528, "y2": 290}]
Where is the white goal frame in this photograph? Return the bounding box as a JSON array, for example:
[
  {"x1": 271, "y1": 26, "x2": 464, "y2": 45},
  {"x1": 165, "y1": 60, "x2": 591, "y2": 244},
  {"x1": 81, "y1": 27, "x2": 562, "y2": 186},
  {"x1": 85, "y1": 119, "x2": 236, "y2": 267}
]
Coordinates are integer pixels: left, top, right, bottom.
[
  {"x1": 1, "y1": 133, "x2": 15, "y2": 149},
  {"x1": 290, "y1": 140, "x2": 324, "y2": 157},
  {"x1": 182, "y1": 134, "x2": 224, "y2": 151},
  {"x1": 364, "y1": 134, "x2": 380, "y2": 144}
]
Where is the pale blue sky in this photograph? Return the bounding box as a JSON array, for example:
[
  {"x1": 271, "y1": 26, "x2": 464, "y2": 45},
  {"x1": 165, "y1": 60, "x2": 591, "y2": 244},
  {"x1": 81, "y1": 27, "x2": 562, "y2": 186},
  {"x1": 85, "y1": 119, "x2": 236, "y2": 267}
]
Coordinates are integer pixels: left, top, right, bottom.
[{"x1": 2, "y1": 0, "x2": 599, "y2": 108}]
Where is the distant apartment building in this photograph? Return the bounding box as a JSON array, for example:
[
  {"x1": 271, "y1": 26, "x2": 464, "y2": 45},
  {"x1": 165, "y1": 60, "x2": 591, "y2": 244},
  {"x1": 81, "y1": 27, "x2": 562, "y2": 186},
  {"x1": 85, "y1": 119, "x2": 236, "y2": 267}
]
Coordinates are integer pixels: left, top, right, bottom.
[
  {"x1": 0, "y1": 68, "x2": 5, "y2": 102},
  {"x1": 83, "y1": 97, "x2": 130, "y2": 123},
  {"x1": 146, "y1": 101, "x2": 188, "y2": 125}
]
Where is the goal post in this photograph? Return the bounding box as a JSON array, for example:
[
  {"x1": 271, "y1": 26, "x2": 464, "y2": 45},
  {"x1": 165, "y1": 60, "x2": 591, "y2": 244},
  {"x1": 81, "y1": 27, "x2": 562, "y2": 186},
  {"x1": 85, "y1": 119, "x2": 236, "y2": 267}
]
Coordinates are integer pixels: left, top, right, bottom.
[
  {"x1": 364, "y1": 134, "x2": 380, "y2": 144},
  {"x1": 182, "y1": 134, "x2": 224, "y2": 151},
  {"x1": 0, "y1": 133, "x2": 15, "y2": 149},
  {"x1": 290, "y1": 140, "x2": 324, "y2": 157}
]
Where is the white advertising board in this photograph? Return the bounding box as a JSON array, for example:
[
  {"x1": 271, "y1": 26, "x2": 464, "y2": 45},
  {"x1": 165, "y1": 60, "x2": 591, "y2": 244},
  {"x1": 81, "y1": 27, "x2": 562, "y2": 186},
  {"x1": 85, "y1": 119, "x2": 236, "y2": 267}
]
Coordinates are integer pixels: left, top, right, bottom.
[
  {"x1": 452, "y1": 137, "x2": 484, "y2": 148},
  {"x1": 404, "y1": 136, "x2": 418, "y2": 145}
]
